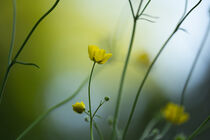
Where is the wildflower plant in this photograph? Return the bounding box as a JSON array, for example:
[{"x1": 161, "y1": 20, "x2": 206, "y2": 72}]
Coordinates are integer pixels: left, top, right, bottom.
[
  {"x1": 86, "y1": 45, "x2": 111, "y2": 140},
  {"x1": 1, "y1": 0, "x2": 210, "y2": 140}
]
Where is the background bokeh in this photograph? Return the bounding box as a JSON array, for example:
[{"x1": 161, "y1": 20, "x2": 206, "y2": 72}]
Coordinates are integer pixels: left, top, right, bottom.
[{"x1": 0, "y1": 0, "x2": 210, "y2": 139}]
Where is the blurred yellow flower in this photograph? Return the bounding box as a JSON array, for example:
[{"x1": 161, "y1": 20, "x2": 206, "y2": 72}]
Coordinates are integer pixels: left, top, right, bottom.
[
  {"x1": 162, "y1": 102, "x2": 189, "y2": 125},
  {"x1": 72, "y1": 101, "x2": 86, "y2": 114},
  {"x1": 88, "y1": 45, "x2": 112, "y2": 64},
  {"x1": 137, "y1": 52, "x2": 150, "y2": 67}
]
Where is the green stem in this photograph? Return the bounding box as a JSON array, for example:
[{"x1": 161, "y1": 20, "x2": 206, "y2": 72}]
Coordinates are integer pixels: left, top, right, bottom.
[
  {"x1": 122, "y1": 0, "x2": 202, "y2": 139},
  {"x1": 180, "y1": 16, "x2": 210, "y2": 106},
  {"x1": 112, "y1": 0, "x2": 153, "y2": 139},
  {"x1": 13, "y1": 0, "x2": 60, "y2": 61},
  {"x1": 0, "y1": 0, "x2": 16, "y2": 104},
  {"x1": 94, "y1": 121, "x2": 104, "y2": 140},
  {"x1": 112, "y1": 19, "x2": 137, "y2": 140},
  {"x1": 88, "y1": 62, "x2": 96, "y2": 140},
  {"x1": 0, "y1": 0, "x2": 60, "y2": 104},
  {"x1": 153, "y1": 123, "x2": 171, "y2": 140},
  {"x1": 8, "y1": 0, "x2": 16, "y2": 65},
  {"x1": 16, "y1": 76, "x2": 88, "y2": 140},
  {"x1": 139, "y1": 116, "x2": 161, "y2": 140},
  {"x1": 92, "y1": 100, "x2": 105, "y2": 118},
  {"x1": 0, "y1": 63, "x2": 14, "y2": 103},
  {"x1": 187, "y1": 116, "x2": 210, "y2": 140}
]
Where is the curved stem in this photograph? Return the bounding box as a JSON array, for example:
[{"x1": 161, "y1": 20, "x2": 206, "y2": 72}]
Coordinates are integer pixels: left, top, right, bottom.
[
  {"x1": 0, "y1": 0, "x2": 60, "y2": 104},
  {"x1": 180, "y1": 16, "x2": 210, "y2": 106},
  {"x1": 0, "y1": 63, "x2": 14, "y2": 104},
  {"x1": 8, "y1": 0, "x2": 16, "y2": 65},
  {"x1": 16, "y1": 76, "x2": 88, "y2": 140},
  {"x1": 13, "y1": 0, "x2": 60, "y2": 61},
  {"x1": 88, "y1": 62, "x2": 96, "y2": 140},
  {"x1": 0, "y1": 0, "x2": 16, "y2": 104},
  {"x1": 187, "y1": 116, "x2": 210, "y2": 140},
  {"x1": 122, "y1": 0, "x2": 202, "y2": 139},
  {"x1": 112, "y1": 19, "x2": 137, "y2": 140}
]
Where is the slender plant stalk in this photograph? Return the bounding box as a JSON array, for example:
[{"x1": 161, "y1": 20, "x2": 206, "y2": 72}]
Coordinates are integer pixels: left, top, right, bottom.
[
  {"x1": 112, "y1": 19, "x2": 137, "y2": 140},
  {"x1": 94, "y1": 121, "x2": 104, "y2": 140},
  {"x1": 153, "y1": 123, "x2": 171, "y2": 140},
  {"x1": 187, "y1": 116, "x2": 210, "y2": 140},
  {"x1": 92, "y1": 100, "x2": 105, "y2": 118},
  {"x1": 139, "y1": 115, "x2": 161, "y2": 140},
  {"x1": 122, "y1": 0, "x2": 202, "y2": 139},
  {"x1": 0, "y1": 0, "x2": 17, "y2": 103},
  {"x1": 180, "y1": 16, "x2": 210, "y2": 106},
  {"x1": 112, "y1": 0, "x2": 153, "y2": 139},
  {"x1": 88, "y1": 62, "x2": 96, "y2": 140},
  {"x1": 8, "y1": 0, "x2": 16, "y2": 65},
  {"x1": 0, "y1": 0, "x2": 60, "y2": 104},
  {"x1": 16, "y1": 61, "x2": 110, "y2": 139},
  {"x1": 16, "y1": 76, "x2": 88, "y2": 140}
]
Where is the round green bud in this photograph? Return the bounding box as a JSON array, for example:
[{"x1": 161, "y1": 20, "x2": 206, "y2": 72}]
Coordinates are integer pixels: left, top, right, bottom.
[{"x1": 104, "y1": 96, "x2": 110, "y2": 101}]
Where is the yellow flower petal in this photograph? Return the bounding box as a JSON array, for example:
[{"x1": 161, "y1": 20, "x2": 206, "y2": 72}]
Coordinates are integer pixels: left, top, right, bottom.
[
  {"x1": 88, "y1": 45, "x2": 112, "y2": 64},
  {"x1": 100, "y1": 53, "x2": 112, "y2": 64},
  {"x1": 162, "y1": 102, "x2": 189, "y2": 125},
  {"x1": 72, "y1": 101, "x2": 86, "y2": 114}
]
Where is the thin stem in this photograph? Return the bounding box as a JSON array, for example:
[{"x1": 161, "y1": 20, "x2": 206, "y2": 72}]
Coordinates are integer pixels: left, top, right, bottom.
[
  {"x1": 0, "y1": 64, "x2": 14, "y2": 104},
  {"x1": 0, "y1": 0, "x2": 16, "y2": 104},
  {"x1": 94, "y1": 121, "x2": 104, "y2": 140},
  {"x1": 122, "y1": 0, "x2": 202, "y2": 139},
  {"x1": 8, "y1": 0, "x2": 16, "y2": 65},
  {"x1": 92, "y1": 100, "x2": 106, "y2": 119},
  {"x1": 112, "y1": 19, "x2": 137, "y2": 140},
  {"x1": 128, "y1": 0, "x2": 135, "y2": 18},
  {"x1": 15, "y1": 61, "x2": 40, "y2": 69},
  {"x1": 153, "y1": 123, "x2": 171, "y2": 140},
  {"x1": 136, "y1": 0, "x2": 144, "y2": 17},
  {"x1": 137, "y1": 0, "x2": 151, "y2": 18},
  {"x1": 88, "y1": 62, "x2": 96, "y2": 140},
  {"x1": 0, "y1": 0, "x2": 60, "y2": 104},
  {"x1": 112, "y1": 0, "x2": 153, "y2": 139},
  {"x1": 187, "y1": 116, "x2": 210, "y2": 140},
  {"x1": 13, "y1": 0, "x2": 60, "y2": 61},
  {"x1": 16, "y1": 76, "x2": 88, "y2": 140},
  {"x1": 139, "y1": 116, "x2": 161, "y2": 140},
  {"x1": 180, "y1": 16, "x2": 210, "y2": 106}
]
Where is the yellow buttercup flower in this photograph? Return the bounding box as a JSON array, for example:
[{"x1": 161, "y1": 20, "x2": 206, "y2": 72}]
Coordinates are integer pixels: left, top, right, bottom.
[
  {"x1": 88, "y1": 45, "x2": 112, "y2": 64},
  {"x1": 138, "y1": 52, "x2": 150, "y2": 67},
  {"x1": 162, "y1": 102, "x2": 189, "y2": 125},
  {"x1": 72, "y1": 101, "x2": 86, "y2": 114}
]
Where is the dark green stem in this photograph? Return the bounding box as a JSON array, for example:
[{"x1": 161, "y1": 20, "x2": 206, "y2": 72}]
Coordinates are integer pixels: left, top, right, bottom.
[
  {"x1": 180, "y1": 16, "x2": 210, "y2": 106},
  {"x1": 0, "y1": 0, "x2": 16, "y2": 104},
  {"x1": 0, "y1": 0, "x2": 60, "y2": 104},
  {"x1": 187, "y1": 116, "x2": 210, "y2": 140},
  {"x1": 16, "y1": 76, "x2": 88, "y2": 140},
  {"x1": 88, "y1": 62, "x2": 96, "y2": 140},
  {"x1": 0, "y1": 63, "x2": 14, "y2": 103},
  {"x1": 13, "y1": 0, "x2": 60, "y2": 61},
  {"x1": 122, "y1": 0, "x2": 202, "y2": 139}
]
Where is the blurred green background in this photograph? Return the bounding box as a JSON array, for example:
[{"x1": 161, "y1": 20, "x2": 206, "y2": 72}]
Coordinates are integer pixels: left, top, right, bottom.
[{"x1": 0, "y1": 0, "x2": 210, "y2": 139}]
